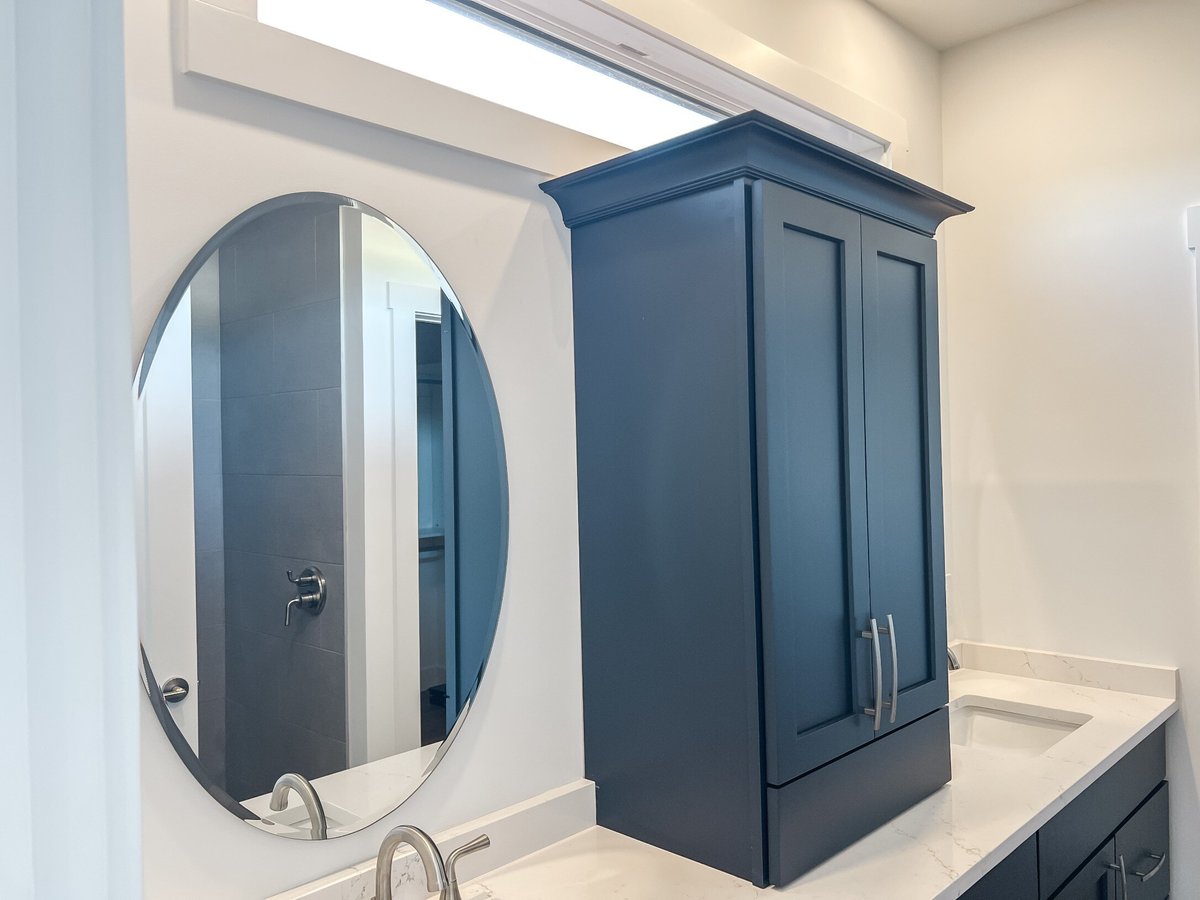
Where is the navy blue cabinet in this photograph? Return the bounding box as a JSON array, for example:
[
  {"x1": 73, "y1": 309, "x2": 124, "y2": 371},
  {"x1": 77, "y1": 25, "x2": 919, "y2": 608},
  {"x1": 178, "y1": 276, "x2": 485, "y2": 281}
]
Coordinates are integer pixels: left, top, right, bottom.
[{"x1": 543, "y1": 112, "x2": 971, "y2": 886}]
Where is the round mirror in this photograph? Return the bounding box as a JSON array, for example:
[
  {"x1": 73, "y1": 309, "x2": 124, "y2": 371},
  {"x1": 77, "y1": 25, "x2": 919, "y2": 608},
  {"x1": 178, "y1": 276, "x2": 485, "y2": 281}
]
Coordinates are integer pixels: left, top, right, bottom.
[{"x1": 134, "y1": 194, "x2": 507, "y2": 839}]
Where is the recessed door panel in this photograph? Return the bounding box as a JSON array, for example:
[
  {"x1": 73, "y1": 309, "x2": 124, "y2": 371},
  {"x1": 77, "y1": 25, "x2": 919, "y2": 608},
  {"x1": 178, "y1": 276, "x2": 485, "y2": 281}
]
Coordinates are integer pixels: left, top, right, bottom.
[
  {"x1": 861, "y1": 217, "x2": 947, "y2": 733},
  {"x1": 755, "y1": 182, "x2": 873, "y2": 785}
]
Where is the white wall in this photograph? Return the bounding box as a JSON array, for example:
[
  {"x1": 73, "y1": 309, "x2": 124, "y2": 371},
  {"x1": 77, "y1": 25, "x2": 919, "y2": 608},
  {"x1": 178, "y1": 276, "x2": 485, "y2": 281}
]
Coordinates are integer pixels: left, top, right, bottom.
[
  {"x1": 616, "y1": 0, "x2": 945, "y2": 186},
  {"x1": 126, "y1": 1, "x2": 585, "y2": 896},
  {"x1": 942, "y1": 0, "x2": 1200, "y2": 890},
  {"x1": 3, "y1": 0, "x2": 143, "y2": 897}
]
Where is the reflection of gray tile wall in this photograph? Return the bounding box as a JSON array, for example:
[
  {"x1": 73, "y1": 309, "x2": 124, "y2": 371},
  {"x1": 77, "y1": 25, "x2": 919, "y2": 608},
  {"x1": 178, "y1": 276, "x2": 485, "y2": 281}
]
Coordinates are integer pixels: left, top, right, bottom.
[
  {"x1": 191, "y1": 254, "x2": 227, "y2": 788},
  {"x1": 219, "y1": 204, "x2": 347, "y2": 802}
]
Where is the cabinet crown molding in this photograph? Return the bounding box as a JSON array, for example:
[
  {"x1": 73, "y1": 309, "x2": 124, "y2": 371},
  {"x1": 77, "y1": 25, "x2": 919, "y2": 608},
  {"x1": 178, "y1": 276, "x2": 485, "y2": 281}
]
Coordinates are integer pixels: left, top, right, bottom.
[{"x1": 542, "y1": 111, "x2": 973, "y2": 235}]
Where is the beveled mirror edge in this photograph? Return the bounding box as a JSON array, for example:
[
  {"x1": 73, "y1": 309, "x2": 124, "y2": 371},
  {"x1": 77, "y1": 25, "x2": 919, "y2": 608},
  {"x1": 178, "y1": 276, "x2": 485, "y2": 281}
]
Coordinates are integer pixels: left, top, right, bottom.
[{"x1": 134, "y1": 191, "x2": 510, "y2": 840}]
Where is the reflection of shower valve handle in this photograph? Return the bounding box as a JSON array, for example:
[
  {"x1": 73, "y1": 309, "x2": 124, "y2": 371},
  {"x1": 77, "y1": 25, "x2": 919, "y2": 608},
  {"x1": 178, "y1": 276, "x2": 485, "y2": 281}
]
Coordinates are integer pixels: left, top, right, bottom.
[
  {"x1": 287, "y1": 569, "x2": 320, "y2": 590},
  {"x1": 283, "y1": 566, "x2": 327, "y2": 626}
]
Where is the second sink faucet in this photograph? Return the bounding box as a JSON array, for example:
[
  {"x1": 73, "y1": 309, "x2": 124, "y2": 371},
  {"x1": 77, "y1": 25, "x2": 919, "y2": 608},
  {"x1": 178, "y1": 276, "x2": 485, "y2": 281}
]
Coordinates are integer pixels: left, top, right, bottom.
[{"x1": 373, "y1": 824, "x2": 491, "y2": 900}]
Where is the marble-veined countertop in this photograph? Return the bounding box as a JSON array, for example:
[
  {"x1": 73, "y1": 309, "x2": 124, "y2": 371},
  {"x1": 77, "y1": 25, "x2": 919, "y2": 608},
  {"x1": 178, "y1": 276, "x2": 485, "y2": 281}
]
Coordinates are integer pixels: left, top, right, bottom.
[{"x1": 457, "y1": 647, "x2": 1177, "y2": 900}]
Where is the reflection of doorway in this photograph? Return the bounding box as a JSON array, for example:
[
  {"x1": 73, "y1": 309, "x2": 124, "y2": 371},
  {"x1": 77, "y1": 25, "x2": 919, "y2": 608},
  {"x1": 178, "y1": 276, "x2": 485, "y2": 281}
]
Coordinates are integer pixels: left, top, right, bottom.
[
  {"x1": 342, "y1": 209, "x2": 441, "y2": 766},
  {"x1": 415, "y1": 317, "x2": 449, "y2": 745}
]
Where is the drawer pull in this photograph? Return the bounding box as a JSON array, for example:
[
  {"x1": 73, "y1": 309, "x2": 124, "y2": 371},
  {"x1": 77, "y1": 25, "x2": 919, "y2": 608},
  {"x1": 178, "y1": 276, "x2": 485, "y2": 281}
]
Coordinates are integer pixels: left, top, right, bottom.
[
  {"x1": 859, "y1": 618, "x2": 882, "y2": 731},
  {"x1": 1133, "y1": 851, "x2": 1166, "y2": 882}
]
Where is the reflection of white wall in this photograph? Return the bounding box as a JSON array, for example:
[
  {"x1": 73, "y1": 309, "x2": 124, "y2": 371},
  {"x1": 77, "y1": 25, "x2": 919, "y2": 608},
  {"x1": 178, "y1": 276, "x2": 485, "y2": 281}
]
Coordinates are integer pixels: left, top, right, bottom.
[
  {"x1": 134, "y1": 291, "x2": 200, "y2": 750},
  {"x1": 343, "y1": 208, "x2": 441, "y2": 766}
]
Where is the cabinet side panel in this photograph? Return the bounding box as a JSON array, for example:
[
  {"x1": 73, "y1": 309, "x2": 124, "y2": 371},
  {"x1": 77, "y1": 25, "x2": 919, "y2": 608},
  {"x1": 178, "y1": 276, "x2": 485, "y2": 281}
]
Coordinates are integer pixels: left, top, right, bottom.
[{"x1": 571, "y1": 181, "x2": 765, "y2": 884}]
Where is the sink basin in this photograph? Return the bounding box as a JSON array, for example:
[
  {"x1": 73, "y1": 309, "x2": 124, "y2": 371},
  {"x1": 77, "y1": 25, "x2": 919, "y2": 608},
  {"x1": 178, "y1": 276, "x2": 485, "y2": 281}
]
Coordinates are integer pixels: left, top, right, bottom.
[
  {"x1": 950, "y1": 696, "x2": 1090, "y2": 757},
  {"x1": 260, "y1": 800, "x2": 356, "y2": 833}
]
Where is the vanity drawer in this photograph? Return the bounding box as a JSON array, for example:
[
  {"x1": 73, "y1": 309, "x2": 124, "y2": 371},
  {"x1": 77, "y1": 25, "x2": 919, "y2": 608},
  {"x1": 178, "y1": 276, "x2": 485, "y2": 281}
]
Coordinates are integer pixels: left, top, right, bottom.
[
  {"x1": 1115, "y1": 781, "x2": 1169, "y2": 900},
  {"x1": 1038, "y1": 727, "x2": 1165, "y2": 899},
  {"x1": 766, "y1": 706, "x2": 949, "y2": 886},
  {"x1": 961, "y1": 836, "x2": 1038, "y2": 900}
]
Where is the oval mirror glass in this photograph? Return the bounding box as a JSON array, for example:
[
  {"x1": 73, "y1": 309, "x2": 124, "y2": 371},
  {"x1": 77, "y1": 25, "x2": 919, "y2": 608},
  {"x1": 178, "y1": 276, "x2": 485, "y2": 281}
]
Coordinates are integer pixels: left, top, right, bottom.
[{"x1": 134, "y1": 194, "x2": 507, "y2": 839}]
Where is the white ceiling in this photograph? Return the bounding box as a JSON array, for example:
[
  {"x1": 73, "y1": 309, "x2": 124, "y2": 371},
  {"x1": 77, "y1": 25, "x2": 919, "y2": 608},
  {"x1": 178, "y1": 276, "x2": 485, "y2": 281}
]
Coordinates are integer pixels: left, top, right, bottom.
[{"x1": 866, "y1": 0, "x2": 1092, "y2": 50}]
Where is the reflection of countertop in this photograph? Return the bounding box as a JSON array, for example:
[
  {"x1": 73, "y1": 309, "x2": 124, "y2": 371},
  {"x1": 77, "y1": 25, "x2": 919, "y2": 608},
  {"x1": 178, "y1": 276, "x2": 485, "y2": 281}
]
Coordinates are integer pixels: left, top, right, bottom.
[
  {"x1": 458, "y1": 645, "x2": 1177, "y2": 900},
  {"x1": 245, "y1": 742, "x2": 441, "y2": 837}
]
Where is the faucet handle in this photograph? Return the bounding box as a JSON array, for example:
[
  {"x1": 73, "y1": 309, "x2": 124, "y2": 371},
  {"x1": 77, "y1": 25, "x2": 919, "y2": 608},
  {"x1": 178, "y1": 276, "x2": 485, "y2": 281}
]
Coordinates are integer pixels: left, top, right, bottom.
[{"x1": 445, "y1": 834, "x2": 490, "y2": 900}]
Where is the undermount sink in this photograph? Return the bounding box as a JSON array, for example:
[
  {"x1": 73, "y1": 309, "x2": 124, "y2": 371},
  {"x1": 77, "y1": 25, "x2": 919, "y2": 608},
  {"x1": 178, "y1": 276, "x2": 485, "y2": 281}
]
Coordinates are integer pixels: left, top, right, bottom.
[{"x1": 950, "y1": 696, "x2": 1090, "y2": 757}]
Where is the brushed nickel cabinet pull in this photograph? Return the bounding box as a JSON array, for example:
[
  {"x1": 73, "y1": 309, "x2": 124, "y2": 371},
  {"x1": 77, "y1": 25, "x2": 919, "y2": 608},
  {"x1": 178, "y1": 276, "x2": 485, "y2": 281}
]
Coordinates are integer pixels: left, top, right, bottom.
[
  {"x1": 878, "y1": 614, "x2": 898, "y2": 725},
  {"x1": 1133, "y1": 851, "x2": 1166, "y2": 882},
  {"x1": 860, "y1": 618, "x2": 883, "y2": 731}
]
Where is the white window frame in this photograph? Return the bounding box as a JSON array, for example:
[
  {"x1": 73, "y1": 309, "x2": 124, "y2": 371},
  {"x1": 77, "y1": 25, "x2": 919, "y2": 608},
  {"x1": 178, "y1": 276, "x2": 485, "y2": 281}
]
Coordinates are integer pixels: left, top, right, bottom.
[{"x1": 183, "y1": 0, "x2": 901, "y2": 175}]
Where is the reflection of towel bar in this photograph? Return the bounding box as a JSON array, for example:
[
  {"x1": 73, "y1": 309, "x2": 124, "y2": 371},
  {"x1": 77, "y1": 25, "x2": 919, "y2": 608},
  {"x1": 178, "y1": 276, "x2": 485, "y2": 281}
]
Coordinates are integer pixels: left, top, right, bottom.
[{"x1": 419, "y1": 534, "x2": 445, "y2": 554}]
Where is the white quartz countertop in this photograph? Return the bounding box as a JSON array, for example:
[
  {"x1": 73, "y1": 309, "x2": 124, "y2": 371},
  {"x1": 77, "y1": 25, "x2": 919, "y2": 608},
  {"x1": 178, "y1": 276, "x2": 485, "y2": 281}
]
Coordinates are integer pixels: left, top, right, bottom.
[{"x1": 456, "y1": 646, "x2": 1178, "y2": 900}]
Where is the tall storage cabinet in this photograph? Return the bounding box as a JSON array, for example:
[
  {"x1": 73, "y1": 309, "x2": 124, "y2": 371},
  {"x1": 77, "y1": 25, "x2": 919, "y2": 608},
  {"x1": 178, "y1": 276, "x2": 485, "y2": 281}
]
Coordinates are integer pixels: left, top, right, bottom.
[{"x1": 542, "y1": 112, "x2": 971, "y2": 887}]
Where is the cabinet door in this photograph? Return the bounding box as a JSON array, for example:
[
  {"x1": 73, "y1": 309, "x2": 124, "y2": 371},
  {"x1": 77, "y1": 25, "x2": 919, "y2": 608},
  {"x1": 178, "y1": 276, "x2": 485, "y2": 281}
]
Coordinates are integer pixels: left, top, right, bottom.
[
  {"x1": 1115, "y1": 782, "x2": 1170, "y2": 900},
  {"x1": 1053, "y1": 839, "x2": 1118, "y2": 900},
  {"x1": 754, "y1": 181, "x2": 875, "y2": 785},
  {"x1": 860, "y1": 217, "x2": 948, "y2": 734}
]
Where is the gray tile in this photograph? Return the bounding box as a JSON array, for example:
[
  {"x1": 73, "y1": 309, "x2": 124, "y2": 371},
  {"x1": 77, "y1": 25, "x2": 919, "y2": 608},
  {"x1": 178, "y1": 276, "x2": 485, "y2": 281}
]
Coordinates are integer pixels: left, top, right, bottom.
[
  {"x1": 198, "y1": 623, "x2": 226, "y2": 700},
  {"x1": 277, "y1": 720, "x2": 347, "y2": 783},
  {"x1": 194, "y1": 476, "x2": 226, "y2": 553},
  {"x1": 272, "y1": 299, "x2": 341, "y2": 393},
  {"x1": 225, "y1": 700, "x2": 287, "y2": 801},
  {"x1": 286, "y1": 558, "x2": 344, "y2": 653},
  {"x1": 195, "y1": 549, "x2": 225, "y2": 627},
  {"x1": 224, "y1": 550, "x2": 293, "y2": 634},
  {"x1": 222, "y1": 394, "x2": 277, "y2": 475},
  {"x1": 192, "y1": 399, "x2": 224, "y2": 478},
  {"x1": 224, "y1": 550, "x2": 344, "y2": 653},
  {"x1": 279, "y1": 641, "x2": 346, "y2": 742},
  {"x1": 275, "y1": 474, "x2": 344, "y2": 565},
  {"x1": 313, "y1": 208, "x2": 342, "y2": 305},
  {"x1": 275, "y1": 389, "x2": 342, "y2": 477},
  {"x1": 218, "y1": 245, "x2": 241, "y2": 323},
  {"x1": 220, "y1": 314, "x2": 273, "y2": 398},
  {"x1": 225, "y1": 625, "x2": 284, "y2": 722},
  {"x1": 190, "y1": 323, "x2": 223, "y2": 401},
  {"x1": 198, "y1": 697, "x2": 226, "y2": 788},
  {"x1": 223, "y1": 205, "x2": 328, "y2": 321},
  {"x1": 222, "y1": 474, "x2": 276, "y2": 556},
  {"x1": 190, "y1": 255, "x2": 223, "y2": 400}
]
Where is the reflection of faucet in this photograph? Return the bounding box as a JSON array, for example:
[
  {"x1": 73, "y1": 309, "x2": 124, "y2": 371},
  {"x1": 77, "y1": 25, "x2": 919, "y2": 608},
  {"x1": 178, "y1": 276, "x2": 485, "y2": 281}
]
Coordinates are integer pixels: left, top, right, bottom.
[
  {"x1": 269, "y1": 773, "x2": 327, "y2": 840},
  {"x1": 373, "y1": 825, "x2": 490, "y2": 900}
]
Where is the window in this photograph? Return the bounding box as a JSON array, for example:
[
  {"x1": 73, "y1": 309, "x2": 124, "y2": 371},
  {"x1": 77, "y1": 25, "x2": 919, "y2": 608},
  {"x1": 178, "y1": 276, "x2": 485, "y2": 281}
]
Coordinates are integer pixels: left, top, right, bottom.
[{"x1": 257, "y1": 0, "x2": 722, "y2": 150}]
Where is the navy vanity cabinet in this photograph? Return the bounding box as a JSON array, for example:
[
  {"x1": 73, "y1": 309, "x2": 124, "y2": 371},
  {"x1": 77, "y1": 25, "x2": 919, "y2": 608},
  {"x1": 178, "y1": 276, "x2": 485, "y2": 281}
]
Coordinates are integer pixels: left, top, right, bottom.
[{"x1": 542, "y1": 111, "x2": 972, "y2": 887}]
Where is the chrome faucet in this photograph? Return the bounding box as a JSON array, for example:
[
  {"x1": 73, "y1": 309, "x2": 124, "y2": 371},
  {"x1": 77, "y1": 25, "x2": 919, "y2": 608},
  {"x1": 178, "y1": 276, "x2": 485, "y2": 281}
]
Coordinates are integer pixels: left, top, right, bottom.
[
  {"x1": 947, "y1": 646, "x2": 962, "y2": 671},
  {"x1": 269, "y1": 772, "x2": 327, "y2": 840},
  {"x1": 373, "y1": 824, "x2": 491, "y2": 900}
]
